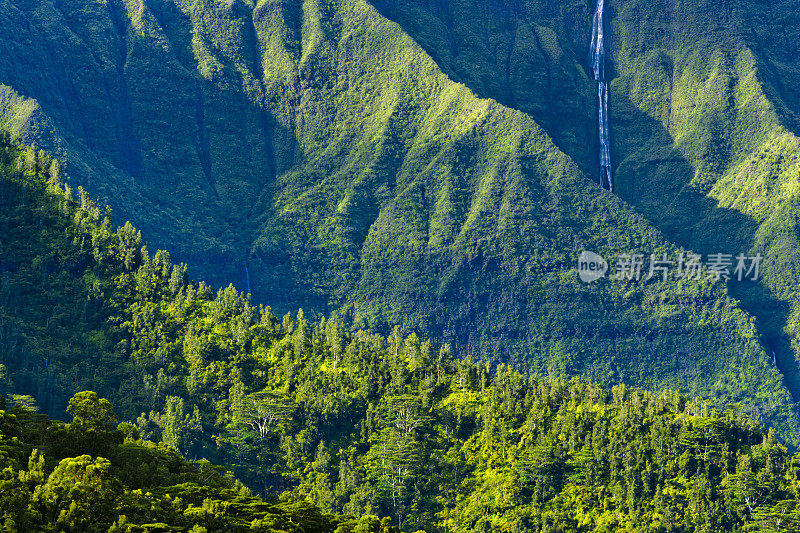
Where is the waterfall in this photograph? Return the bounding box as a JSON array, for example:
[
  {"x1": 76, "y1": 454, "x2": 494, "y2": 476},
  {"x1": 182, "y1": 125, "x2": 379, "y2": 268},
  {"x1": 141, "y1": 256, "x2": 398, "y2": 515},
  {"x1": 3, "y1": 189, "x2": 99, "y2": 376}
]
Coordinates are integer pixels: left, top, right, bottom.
[
  {"x1": 244, "y1": 262, "x2": 252, "y2": 295},
  {"x1": 590, "y1": 0, "x2": 612, "y2": 191}
]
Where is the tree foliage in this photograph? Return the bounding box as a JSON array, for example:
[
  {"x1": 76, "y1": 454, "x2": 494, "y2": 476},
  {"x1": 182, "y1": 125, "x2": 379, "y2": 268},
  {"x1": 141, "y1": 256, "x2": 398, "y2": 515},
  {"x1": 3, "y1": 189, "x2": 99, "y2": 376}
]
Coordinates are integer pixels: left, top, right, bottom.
[
  {"x1": 2, "y1": 136, "x2": 800, "y2": 531},
  {"x1": 0, "y1": 394, "x2": 398, "y2": 533}
]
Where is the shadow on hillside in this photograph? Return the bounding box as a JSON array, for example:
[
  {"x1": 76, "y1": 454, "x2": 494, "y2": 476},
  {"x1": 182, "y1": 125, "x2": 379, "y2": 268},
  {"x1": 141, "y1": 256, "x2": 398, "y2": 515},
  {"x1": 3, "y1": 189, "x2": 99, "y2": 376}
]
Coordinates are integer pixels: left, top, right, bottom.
[
  {"x1": 611, "y1": 88, "x2": 800, "y2": 404},
  {"x1": 368, "y1": 0, "x2": 598, "y2": 176},
  {"x1": 737, "y1": 5, "x2": 800, "y2": 141},
  {"x1": 367, "y1": 0, "x2": 800, "y2": 412}
]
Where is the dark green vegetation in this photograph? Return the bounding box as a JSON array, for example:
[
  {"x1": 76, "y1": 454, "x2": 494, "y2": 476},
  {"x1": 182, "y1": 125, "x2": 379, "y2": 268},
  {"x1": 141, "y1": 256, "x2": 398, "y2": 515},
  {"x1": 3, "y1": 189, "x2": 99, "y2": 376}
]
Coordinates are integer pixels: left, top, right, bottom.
[
  {"x1": 371, "y1": 0, "x2": 598, "y2": 176},
  {"x1": 6, "y1": 387, "x2": 800, "y2": 533},
  {"x1": 3, "y1": 138, "x2": 800, "y2": 530},
  {"x1": 0, "y1": 0, "x2": 798, "y2": 444},
  {"x1": 0, "y1": 391, "x2": 399, "y2": 532},
  {"x1": 606, "y1": 0, "x2": 800, "y2": 409}
]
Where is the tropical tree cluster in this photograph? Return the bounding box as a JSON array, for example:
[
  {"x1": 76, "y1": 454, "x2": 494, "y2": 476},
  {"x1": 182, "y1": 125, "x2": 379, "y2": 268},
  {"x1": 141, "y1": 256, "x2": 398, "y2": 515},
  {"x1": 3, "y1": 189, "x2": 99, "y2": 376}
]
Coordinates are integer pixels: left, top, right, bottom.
[
  {"x1": 0, "y1": 391, "x2": 397, "y2": 532},
  {"x1": 2, "y1": 135, "x2": 800, "y2": 530}
]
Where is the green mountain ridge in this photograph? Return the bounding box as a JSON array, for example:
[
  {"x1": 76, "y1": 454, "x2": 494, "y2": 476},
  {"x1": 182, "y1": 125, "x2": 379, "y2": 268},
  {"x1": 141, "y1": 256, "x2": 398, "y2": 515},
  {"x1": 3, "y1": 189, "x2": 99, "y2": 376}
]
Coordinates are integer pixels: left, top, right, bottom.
[
  {"x1": 371, "y1": 0, "x2": 800, "y2": 401},
  {"x1": 2, "y1": 0, "x2": 800, "y2": 424},
  {"x1": 608, "y1": 0, "x2": 800, "y2": 404},
  {"x1": 371, "y1": 0, "x2": 598, "y2": 176}
]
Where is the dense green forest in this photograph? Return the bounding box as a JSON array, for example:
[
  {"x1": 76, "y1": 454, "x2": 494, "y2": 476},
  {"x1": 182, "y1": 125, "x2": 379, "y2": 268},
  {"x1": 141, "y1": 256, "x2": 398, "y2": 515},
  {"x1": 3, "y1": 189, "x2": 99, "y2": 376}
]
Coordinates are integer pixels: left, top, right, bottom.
[
  {"x1": 2, "y1": 0, "x2": 800, "y2": 408},
  {"x1": 3, "y1": 0, "x2": 800, "y2": 527},
  {"x1": 3, "y1": 136, "x2": 800, "y2": 530},
  {"x1": 0, "y1": 391, "x2": 398, "y2": 532},
  {"x1": 5, "y1": 384, "x2": 800, "y2": 532}
]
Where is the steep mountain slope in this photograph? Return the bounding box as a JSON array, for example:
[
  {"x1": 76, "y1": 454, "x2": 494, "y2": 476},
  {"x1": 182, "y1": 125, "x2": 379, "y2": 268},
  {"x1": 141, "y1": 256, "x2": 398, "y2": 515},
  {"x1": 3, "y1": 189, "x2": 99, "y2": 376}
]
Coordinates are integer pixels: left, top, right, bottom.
[
  {"x1": 0, "y1": 132, "x2": 797, "y2": 443},
  {"x1": 606, "y1": 0, "x2": 800, "y2": 403},
  {"x1": 370, "y1": 0, "x2": 598, "y2": 176},
  {"x1": 4, "y1": 59, "x2": 800, "y2": 462},
  {"x1": 372, "y1": 0, "x2": 800, "y2": 405},
  {"x1": 0, "y1": 0, "x2": 796, "y2": 409},
  {"x1": 0, "y1": 0, "x2": 269, "y2": 287}
]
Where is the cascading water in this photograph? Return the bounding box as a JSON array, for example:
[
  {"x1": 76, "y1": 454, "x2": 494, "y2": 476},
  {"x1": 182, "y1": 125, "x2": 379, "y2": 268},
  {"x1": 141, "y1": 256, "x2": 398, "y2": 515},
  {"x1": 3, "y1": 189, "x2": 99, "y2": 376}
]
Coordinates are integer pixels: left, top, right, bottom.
[{"x1": 590, "y1": 0, "x2": 612, "y2": 191}]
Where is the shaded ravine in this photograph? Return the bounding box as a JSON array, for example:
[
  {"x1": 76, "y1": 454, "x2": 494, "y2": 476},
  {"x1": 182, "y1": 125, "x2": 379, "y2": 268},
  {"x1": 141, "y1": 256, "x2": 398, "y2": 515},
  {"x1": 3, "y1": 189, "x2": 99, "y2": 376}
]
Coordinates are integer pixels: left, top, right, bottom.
[{"x1": 590, "y1": 0, "x2": 612, "y2": 191}]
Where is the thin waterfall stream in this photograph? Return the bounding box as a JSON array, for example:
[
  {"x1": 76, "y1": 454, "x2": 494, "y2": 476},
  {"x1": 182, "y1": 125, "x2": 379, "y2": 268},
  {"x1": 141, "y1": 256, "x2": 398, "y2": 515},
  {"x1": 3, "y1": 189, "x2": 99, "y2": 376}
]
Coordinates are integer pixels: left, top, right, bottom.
[{"x1": 590, "y1": 0, "x2": 612, "y2": 191}]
